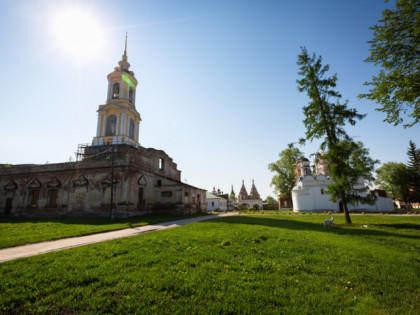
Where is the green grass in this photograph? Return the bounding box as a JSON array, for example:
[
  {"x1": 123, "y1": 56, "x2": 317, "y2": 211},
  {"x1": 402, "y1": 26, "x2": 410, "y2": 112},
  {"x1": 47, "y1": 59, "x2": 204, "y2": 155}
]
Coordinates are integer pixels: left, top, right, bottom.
[
  {"x1": 0, "y1": 213, "x2": 208, "y2": 249},
  {"x1": 0, "y1": 214, "x2": 419, "y2": 313}
]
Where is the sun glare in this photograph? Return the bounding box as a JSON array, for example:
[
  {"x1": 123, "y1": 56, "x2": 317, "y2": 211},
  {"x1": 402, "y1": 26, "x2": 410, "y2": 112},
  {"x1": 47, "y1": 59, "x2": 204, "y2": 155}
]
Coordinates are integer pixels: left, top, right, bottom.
[{"x1": 52, "y1": 7, "x2": 105, "y2": 59}]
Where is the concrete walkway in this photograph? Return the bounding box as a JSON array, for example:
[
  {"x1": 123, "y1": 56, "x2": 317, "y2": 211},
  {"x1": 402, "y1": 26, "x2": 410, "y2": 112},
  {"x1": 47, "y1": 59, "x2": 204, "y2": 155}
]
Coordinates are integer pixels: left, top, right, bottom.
[{"x1": 0, "y1": 213, "x2": 238, "y2": 263}]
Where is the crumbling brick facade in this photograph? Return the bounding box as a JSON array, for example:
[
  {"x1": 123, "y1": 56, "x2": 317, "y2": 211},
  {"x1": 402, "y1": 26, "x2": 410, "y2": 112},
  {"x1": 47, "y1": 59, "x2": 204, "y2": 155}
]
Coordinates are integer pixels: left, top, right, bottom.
[{"x1": 0, "y1": 144, "x2": 206, "y2": 217}]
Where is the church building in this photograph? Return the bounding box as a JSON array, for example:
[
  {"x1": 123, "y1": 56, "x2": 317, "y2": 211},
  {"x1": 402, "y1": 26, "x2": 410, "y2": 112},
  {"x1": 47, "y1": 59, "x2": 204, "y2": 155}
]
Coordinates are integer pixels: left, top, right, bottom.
[
  {"x1": 0, "y1": 37, "x2": 206, "y2": 217},
  {"x1": 291, "y1": 155, "x2": 393, "y2": 212}
]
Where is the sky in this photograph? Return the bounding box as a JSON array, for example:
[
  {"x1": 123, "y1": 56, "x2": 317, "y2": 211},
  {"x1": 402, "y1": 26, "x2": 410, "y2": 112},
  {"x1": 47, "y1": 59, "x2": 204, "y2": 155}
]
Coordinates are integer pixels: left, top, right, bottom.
[{"x1": 0, "y1": 0, "x2": 419, "y2": 200}]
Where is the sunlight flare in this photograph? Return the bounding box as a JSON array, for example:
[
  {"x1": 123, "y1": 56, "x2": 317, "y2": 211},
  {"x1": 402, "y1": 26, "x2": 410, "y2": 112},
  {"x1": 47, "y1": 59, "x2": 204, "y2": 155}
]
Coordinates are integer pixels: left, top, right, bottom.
[{"x1": 51, "y1": 7, "x2": 105, "y2": 59}]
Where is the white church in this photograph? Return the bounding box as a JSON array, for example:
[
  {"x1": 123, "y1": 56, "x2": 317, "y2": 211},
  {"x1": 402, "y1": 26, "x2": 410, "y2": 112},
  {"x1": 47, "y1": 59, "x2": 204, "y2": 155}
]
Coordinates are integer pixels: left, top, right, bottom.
[{"x1": 291, "y1": 155, "x2": 394, "y2": 212}]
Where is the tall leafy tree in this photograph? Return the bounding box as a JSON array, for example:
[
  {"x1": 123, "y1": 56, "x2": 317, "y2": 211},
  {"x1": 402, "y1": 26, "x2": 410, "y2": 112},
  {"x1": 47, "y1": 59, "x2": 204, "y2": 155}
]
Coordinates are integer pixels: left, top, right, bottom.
[
  {"x1": 268, "y1": 143, "x2": 304, "y2": 204},
  {"x1": 406, "y1": 140, "x2": 420, "y2": 203},
  {"x1": 297, "y1": 47, "x2": 377, "y2": 224},
  {"x1": 376, "y1": 162, "x2": 411, "y2": 205},
  {"x1": 265, "y1": 196, "x2": 277, "y2": 205},
  {"x1": 359, "y1": 0, "x2": 420, "y2": 127}
]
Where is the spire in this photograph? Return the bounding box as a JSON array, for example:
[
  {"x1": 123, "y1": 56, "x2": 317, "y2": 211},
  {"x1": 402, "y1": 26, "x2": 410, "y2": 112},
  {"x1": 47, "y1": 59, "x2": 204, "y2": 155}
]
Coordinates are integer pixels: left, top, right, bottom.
[
  {"x1": 231, "y1": 185, "x2": 235, "y2": 195},
  {"x1": 238, "y1": 180, "x2": 248, "y2": 200},
  {"x1": 249, "y1": 179, "x2": 260, "y2": 199},
  {"x1": 118, "y1": 33, "x2": 130, "y2": 72},
  {"x1": 124, "y1": 32, "x2": 127, "y2": 57}
]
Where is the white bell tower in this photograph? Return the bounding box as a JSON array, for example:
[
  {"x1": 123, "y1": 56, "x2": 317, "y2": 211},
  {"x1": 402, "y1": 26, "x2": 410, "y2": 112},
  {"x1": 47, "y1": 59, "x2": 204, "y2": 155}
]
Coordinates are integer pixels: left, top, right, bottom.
[{"x1": 92, "y1": 34, "x2": 141, "y2": 147}]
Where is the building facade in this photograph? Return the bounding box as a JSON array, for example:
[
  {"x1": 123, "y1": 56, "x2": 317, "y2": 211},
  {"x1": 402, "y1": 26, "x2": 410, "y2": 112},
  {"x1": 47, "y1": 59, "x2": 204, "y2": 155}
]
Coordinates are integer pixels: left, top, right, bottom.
[
  {"x1": 206, "y1": 192, "x2": 228, "y2": 211},
  {"x1": 0, "y1": 38, "x2": 206, "y2": 217},
  {"x1": 237, "y1": 180, "x2": 263, "y2": 210}
]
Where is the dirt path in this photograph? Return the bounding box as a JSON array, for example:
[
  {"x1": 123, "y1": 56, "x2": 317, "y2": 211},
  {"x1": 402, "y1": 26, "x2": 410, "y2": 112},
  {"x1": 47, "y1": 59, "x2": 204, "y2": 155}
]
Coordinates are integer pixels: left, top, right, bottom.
[{"x1": 0, "y1": 213, "x2": 238, "y2": 263}]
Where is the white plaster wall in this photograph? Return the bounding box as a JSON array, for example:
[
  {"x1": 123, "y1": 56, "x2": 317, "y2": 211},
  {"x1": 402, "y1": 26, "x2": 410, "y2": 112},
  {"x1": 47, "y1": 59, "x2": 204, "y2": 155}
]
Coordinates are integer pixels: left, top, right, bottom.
[
  {"x1": 238, "y1": 199, "x2": 263, "y2": 210},
  {"x1": 207, "y1": 198, "x2": 227, "y2": 211},
  {"x1": 292, "y1": 176, "x2": 395, "y2": 212}
]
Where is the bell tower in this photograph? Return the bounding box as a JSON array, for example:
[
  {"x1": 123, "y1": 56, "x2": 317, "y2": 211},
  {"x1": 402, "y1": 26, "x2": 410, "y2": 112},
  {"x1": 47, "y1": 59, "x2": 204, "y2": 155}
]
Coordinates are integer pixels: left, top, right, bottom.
[{"x1": 92, "y1": 34, "x2": 141, "y2": 147}]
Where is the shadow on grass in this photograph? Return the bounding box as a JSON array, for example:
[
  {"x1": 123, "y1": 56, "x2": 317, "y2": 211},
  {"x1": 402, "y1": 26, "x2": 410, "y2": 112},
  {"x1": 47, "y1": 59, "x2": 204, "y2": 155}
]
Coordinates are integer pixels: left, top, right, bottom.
[
  {"x1": 204, "y1": 216, "x2": 420, "y2": 240},
  {"x1": 377, "y1": 223, "x2": 420, "y2": 230}
]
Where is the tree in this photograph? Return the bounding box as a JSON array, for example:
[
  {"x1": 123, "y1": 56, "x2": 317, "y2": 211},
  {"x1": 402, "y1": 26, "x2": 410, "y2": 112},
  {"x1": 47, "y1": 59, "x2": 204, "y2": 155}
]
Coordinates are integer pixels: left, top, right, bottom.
[
  {"x1": 376, "y1": 161, "x2": 411, "y2": 205},
  {"x1": 325, "y1": 141, "x2": 379, "y2": 212},
  {"x1": 268, "y1": 143, "x2": 304, "y2": 204},
  {"x1": 297, "y1": 47, "x2": 377, "y2": 224},
  {"x1": 406, "y1": 140, "x2": 420, "y2": 203},
  {"x1": 265, "y1": 196, "x2": 277, "y2": 204},
  {"x1": 359, "y1": 0, "x2": 420, "y2": 127}
]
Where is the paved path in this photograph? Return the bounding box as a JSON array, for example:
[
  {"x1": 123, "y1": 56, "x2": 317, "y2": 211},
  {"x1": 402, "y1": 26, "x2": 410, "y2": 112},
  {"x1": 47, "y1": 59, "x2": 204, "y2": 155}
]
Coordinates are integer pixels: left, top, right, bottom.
[{"x1": 0, "y1": 213, "x2": 238, "y2": 263}]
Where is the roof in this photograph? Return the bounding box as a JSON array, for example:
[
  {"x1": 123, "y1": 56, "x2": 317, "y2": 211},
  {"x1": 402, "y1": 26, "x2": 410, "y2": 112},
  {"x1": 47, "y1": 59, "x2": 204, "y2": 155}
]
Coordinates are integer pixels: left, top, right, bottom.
[
  {"x1": 206, "y1": 192, "x2": 225, "y2": 199},
  {"x1": 249, "y1": 180, "x2": 260, "y2": 199},
  {"x1": 298, "y1": 157, "x2": 309, "y2": 162},
  {"x1": 238, "y1": 180, "x2": 248, "y2": 197}
]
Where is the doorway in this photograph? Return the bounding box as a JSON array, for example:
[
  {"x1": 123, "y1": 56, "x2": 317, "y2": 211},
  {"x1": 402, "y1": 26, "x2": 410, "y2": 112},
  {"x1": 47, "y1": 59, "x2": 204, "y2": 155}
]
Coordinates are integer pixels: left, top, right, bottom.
[
  {"x1": 5, "y1": 198, "x2": 12, "y2": 215},
  {"x1": 138, "y1": 187, "x2": 144, "y2": 209}
]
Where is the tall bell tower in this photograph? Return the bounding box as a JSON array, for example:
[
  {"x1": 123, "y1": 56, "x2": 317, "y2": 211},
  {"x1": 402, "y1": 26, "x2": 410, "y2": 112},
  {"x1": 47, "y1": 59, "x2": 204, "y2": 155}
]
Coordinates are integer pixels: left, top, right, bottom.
[{"x1": 92, "y1": 34, "x2": 141, "y2": 147}]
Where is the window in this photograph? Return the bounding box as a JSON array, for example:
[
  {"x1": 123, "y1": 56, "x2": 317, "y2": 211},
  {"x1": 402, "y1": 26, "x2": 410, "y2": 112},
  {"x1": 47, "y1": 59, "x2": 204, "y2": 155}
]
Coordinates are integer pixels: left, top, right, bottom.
[
  {"x1": 129, "y1": 119, "x2": 134, "y2": 139},
  {"x1": 129, "y1": 87, "x2": 134, "y2": 102},
  {"x1": 161, "y1": 191, "x2": 172, "y2": 197},
  {"x1": 184, "y1": 192, "x2": 189, "y2": 197},
  {"x1": 138, "y1": 187, "x2": 144, "y2": 204},
  {"x1": 112, "y1": 83, "x2": 120, "y2": 99},
  {"x1": 159, "y1": 158, "x2": 164, "y2": 170},
  {"x1": 321, "y1": 188, "x2": 325, "y2": 194},
  {"x1": 5, "y1": 198, "x2": 13, "y2": 215},
  {"x1": 157, "y1": 180, "x2": 162, "y2": 186},
  {"x1": 106, "y1": 115, "x2": 117, "y2": 136},
  {"x1": 27, "y1": 190, "x2": 39, "y2": 208},
  {"x1": 47, "y1": 190, "x2": 58, "y2": 208},
  {"x1": 212, "y1": 202, "x2": 214, "y2": 207}
]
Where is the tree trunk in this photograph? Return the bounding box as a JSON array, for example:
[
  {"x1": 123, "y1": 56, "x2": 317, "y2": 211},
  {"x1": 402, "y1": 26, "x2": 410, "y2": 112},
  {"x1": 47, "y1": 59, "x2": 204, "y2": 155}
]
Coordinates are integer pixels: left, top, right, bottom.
[{"x1": 341, "y1": 193, "x2": 352, "y2": 224}]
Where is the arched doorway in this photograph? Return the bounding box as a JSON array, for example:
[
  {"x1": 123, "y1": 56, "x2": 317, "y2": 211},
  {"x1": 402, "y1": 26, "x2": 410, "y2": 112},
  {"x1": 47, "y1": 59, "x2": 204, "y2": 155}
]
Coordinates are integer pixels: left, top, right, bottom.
[{"x1": 4, "y1": 198, "x2": 13, "y2": 215}]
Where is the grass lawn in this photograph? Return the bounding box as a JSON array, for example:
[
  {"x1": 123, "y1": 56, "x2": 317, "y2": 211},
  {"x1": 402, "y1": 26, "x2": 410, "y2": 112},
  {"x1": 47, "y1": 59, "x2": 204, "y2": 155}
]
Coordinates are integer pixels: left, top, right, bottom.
[
  {"x1": 0, "y1": 213, "x2": 208, "y2": 249},
  {"x1": 0, "y1": 214, "x2": 419, "y2": 313}
]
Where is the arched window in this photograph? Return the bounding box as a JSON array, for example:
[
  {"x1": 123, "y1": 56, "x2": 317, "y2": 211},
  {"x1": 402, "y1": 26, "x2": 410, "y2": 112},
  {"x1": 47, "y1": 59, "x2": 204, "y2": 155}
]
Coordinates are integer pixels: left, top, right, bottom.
[
  {"x1": 47, "y1": 190, "x2": 58, "y2": 208},
  {"x1": 106, "y1": 115, "x2": 117, "y2": 136},
  {"x1": 112, "y1": 83, "x2": 120, "y2": 99},
  {"x1": 129, "y1": 87, "x2": 134, "y2": 103},
  {"x1": 27, "y1": 190, "x2": 40, "y2": 208},
  {"x1": 129, "y1": 118, "x2": 135, "y2": 139}
]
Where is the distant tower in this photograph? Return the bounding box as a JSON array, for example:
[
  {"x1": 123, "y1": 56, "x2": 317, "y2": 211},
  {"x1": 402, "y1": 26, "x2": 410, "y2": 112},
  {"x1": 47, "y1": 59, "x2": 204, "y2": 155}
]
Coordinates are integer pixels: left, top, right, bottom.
[
  {"x1": 92, "y1": 34, "x2": 141, "y2": 147},
  {"x1": 294, "y1": 158, "x2": 311, "y2": 178},
  {"x1": 315, "y1": 152, "x2": 329, "y2": 176},
  {"x1": 238, "y1": 180, "x2": 248, "y2": 201},
  {"x1": 249, "y1": 180, "x2": 260, "y2": 199},
  {"x1": 230, "y1": 185, "x2": 235, "y2": 196}
]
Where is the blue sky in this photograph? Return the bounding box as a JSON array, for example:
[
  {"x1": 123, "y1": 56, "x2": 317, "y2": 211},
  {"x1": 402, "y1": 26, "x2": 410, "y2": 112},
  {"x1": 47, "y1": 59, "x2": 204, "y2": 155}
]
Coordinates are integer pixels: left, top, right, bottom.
[{"x1": 0, "y1": 0, "x2": 419, "y2": 199}]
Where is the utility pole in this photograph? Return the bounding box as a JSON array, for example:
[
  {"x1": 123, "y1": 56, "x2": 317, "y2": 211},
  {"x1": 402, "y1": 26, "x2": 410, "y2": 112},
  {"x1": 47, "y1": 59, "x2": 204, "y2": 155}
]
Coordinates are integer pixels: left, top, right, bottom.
[{"x1": 110, "y1": 146, "x2": 115, "y2": 219}]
